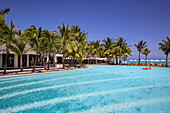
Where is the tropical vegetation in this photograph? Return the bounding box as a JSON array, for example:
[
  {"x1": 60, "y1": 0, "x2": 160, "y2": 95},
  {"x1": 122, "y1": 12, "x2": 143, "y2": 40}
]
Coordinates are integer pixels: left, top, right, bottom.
[
  {"x1": 142, "y1": 48, "x2": 151, "y2": 65},
  {"x1": 134, "y1": 40, "x2": 147, "y2": 65},
  {"x1": 0, "y1": 8, "x2": 170, "y2": 74},
  {"x1": 159, "y1": 37, "x2": 170, "y2": 66}
]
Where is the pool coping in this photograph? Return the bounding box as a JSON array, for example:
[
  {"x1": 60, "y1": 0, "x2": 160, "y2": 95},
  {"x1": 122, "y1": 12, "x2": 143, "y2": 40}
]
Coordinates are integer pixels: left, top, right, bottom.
[{"x1": 0, "y1": 66, "x2": 90, "y2": 78}]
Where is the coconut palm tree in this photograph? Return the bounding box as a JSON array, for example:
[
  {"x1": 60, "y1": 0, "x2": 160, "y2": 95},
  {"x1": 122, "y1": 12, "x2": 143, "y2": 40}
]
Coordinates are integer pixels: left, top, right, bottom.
[
  {"x1": 122, "y1": 46, "x2": 132, "y2": 64},
  {"x1": 98, "y1": 45, "x2": 105, "y2": 58},
  {"x1": 114, "y1": 37, "x2": 127, "y2": 64},
  {"x1": 0, "y1": 8, "x2": 16, "y2": 74},
  {"x1": 77, "y1": 42, "x2": 87, "y2": 67},
  {"x1": 24, "y1": 26, "x2": 42, "y2": 72},
  {"x1": 134, "y1": 40, "x2": 147, "y2": 65},
  {"x1": 102, "y1": 37, "x2": 115, "y2": 63},
  {"x1": 85, "y1": 42, "x2": 94, "y2": 64},
  {"x1": 38, "y1": 36, "x2": 48, "y2": 69},
  {"x1": 142, "y1": 48, "x2": 151, "y2": 65},
  {"x1": 0, "y1": 8, "x2": 10, "y2": 26},
  {"x1": 57, "y1": 23, "x2": 70, "y2": 69},
  {"x1": 159, "y1": 37, "x2": 170, "y2": 66},
  {"x1": 77, "y1": 33, "x2": 87, "y2": 66},
  {"x1": 111, "y1": 46, "x2": 121, "y2": 64},
  {"x1": 102, "y1": 37, "x2": 114, "y2": 49},
  {"x1": 67, "y1": 40, "x2": 79, "y2": 66},
  {"x1": 41, "y1": 30, "x2": 59, "y2": 70},
  {"x1": 10, "y1": 34, "x2": 30, "y2": 72},
  {"x1": 0, "y1": 21, "x2": 17, "y2": 74},
  {"x1": 91, "y1": 40, "x2": 101, "y2": 64},
  {"x1": 67, "y1": 27, "x2": 87, "y2": 67},
  {"x1": 115, "y1": 37, "x2": 132, "y2": 64}
]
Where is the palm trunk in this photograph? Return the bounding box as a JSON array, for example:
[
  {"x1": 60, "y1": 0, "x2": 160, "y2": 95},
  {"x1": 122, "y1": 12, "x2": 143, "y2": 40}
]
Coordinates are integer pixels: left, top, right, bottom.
[
  {"x1": 138, "y1": 51, "x2": 141, "y2": 65},
  {"x1": 107, "y1": 57, "x2": 109, "y2": 64},
  {"x1": 116, "y1": 57, "x2": 118, "y2": 65},
  {"x1": 145, "y1": 55, "x2": 147, "y2": 65},
  {"x1": 62, "y1": 41, "x2": 66, "y2": 69},
  {"x1": 69, "y1": 58, "x2": 72, "y2": 67},
  {"x1": 4, "y1": 48, "x2": 9, "y2": 74},
  {"x1": 20, "y1": 55, "x2": 23, "y2": 72},
  {"x1": 62, "y1": 56, "x2": 65, "y2": 69},
  {"x1": 72, "y1": 58, "x2": 74, "y2": 67},
  {"x1": 42, "y1": 53, "x2": 46, "y2": 69},
  {"x1": 125, "y1": 55, "x2": 128, "y2": 64},
  {"x1": 47, "y1": 53, "x2": 50, "y2": 70},
  {"x1": 70, "y1": 58, "x2": 73, "y2": 67},
  {"x1": 166, "y1": 54, "x2": 168, "y2": 67},
  {"x1": 53, "y1": 53, "x2": 56, "y2": 67},
  {"x1": 32, "y1": 47, "x2": 38, "y2": 72},
  {"x1": 74, "y1": 58, "x2": 76, "y2": 67},
  {"x1": 80, "y1": 61, "x2": 82, "y2": 67},
  {"x1": 67, "y1": 59, "x2": 70, "y2": 68}
]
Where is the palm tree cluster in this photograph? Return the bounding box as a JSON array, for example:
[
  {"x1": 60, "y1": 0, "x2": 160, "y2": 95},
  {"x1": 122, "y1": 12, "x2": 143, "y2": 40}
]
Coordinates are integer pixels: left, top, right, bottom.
[
  {"x1": 0, "y1": 8, "x2": 133, "y2": 74},
  {"x1": 134, "y1": 40, "x2": 150, "y2": 65},
  {"x1": 0, "y1": 9, "x2": 89, "y2": 74},
  {"x1": 88, "y1": 37, "x2": 132, "y2": 64},
  {"x1": 142, "y1": 48, "x2": 151, "y2": 65},
  {"x1": 159, "y1": 37, "x2": 170, "y2": 66}
]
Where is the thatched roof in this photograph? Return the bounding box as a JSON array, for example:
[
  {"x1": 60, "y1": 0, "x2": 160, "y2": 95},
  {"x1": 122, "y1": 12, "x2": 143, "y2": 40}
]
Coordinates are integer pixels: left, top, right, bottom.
[
  {"x1": 0, "y1": 34, "x2": 37, "y2": 54},
  {"x1": 0, "y1": 44, "x2": 36, "y2": 54}
]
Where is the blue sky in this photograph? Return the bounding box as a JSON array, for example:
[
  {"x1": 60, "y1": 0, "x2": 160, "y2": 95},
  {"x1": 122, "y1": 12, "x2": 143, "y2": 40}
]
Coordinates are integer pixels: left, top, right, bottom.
[{"x1": 1, "y1": 0, "x2": 170, "y2": 60}]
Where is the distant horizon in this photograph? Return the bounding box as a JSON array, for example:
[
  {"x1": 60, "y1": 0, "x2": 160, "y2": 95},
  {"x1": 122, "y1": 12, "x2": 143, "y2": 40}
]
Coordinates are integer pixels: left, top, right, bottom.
[{"x1": 1, "y1": 0, "x2": 170, "y2": 60}]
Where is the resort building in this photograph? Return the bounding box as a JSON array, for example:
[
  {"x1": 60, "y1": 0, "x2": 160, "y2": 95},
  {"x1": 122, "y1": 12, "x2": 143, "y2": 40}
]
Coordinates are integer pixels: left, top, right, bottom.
[
  {"x1": 0, "y1": 44, "x2": 106, "y2": 69},
  {"x1": 0, "y1": 44, "x2": 37, "y2": 68}
]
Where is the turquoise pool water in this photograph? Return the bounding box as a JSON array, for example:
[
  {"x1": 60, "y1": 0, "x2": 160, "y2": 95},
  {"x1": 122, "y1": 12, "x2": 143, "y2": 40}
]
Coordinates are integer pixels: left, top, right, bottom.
[{"x1": 0, "y1": 65, "x2": 170, "y2": 113}]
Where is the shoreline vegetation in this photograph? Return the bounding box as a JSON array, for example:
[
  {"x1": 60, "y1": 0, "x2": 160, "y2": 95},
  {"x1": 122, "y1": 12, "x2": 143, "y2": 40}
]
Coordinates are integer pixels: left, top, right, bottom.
[{"x1": 0, "y1": 8, "x2": 170, "y2": 75}]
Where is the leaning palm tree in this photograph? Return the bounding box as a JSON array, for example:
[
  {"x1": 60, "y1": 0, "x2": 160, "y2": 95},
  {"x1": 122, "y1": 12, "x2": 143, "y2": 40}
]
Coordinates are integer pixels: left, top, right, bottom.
[
  {"x1": 134, "y1": 40, "x2": 147, "y2": 65},
  {"x1": 24, "y1": 26, "x2": 42, "y2": 72},
  {"x1": 142, "y1": 48, "x2": 151, "y2": 65},
  {"x1": 0, "y1": 8, "x2": 15, "y2": 74},
  {"x1": 0, "y1": 21, "x2": 17, "y2": 74},
  {"x1": 159, "y1": 37, "x2": 170, "y2": 66},
  {"x1": 10, "y1": 35, "x2": 30, "y2": 72}
]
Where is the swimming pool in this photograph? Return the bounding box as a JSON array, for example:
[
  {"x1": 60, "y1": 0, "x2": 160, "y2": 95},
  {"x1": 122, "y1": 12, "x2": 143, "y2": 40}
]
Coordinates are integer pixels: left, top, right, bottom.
[{"x1": 0, "y1": 65, "x2": 170, "y2": 113}]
